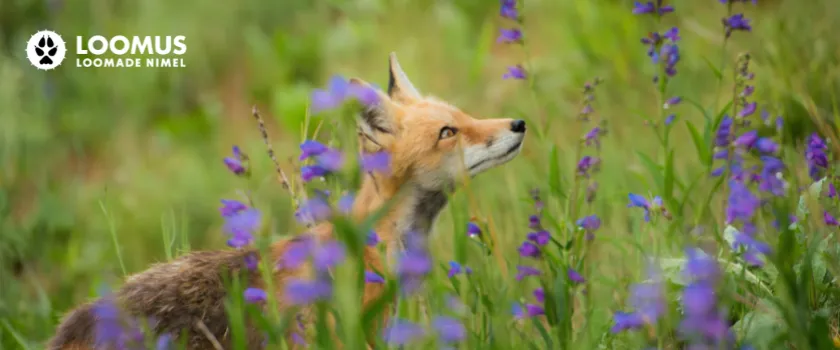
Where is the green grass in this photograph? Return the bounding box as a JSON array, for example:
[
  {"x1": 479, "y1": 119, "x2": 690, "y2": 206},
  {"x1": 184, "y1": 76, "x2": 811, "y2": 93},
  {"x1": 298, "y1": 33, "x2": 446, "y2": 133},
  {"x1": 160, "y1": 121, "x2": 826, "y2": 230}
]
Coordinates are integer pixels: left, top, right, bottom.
[{"x1": 2, "y1": 0, "x2": 840, "y2": 348}]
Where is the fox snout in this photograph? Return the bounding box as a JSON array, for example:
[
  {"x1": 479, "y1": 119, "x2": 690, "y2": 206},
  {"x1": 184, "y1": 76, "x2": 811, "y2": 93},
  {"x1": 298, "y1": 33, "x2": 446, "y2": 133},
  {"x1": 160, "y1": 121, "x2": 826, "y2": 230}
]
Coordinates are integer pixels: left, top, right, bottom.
[{"x1": 463, "y1": 118, "x2": 526, "y2": 176}]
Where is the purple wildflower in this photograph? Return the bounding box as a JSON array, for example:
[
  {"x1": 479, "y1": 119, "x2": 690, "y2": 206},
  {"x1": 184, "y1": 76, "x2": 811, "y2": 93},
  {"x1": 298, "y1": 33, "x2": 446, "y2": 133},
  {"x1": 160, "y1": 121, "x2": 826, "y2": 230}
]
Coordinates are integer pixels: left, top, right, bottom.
[
  {"x1": 365, "y1": 271, "x2": 385, "y2": 284},
  {"x1": 533, "y1": 288, "x2": 544, "y2": 303},
  {"x1": 518, "y1": 241, "x2": 541, "y2": 258},
  {"x1": 432, "y1": 316, "x2": 466, "y2": 343},
  {"x1": 725, "y1": 180, "x2": 760, "y2": 224},
  {"x1": 829, "y1": 183, "x2": 837, "y2": 198},
  {"x1": 338, "y1": 193, "x2": 354, "y2": 214},
  {"x1": 755, "y1": 138, "x2": 779, "y2": 154},
  {"x1": 244, "y1": 288, "x2": 268, "y2": 304},
  {"x1": 223, "y1": 208, "x2": 261, "y2": 248},
  {"x1": 611, "y1": 311, "x2": 645, "y2": 333},
  {"x1": 515, "y1": 265, "x2": 541, "y2": 281},
  {"x1": 383, "y1": 320, "x2": 426, "y2": 346},
  {"x1": 223, "y1": 145, "x2": 247, "y2": 175},
  {"x1": 503, "y1": 64, "x2": 527, "y2": 80},
  {"x1": 219, "y1": 199, "x2": 248, "y2": 217},
  {"x1": 285, "y1": 279, "x2": 333, "y2": 305},
  {"x1": 584, "y1": 126, "x2": 603, "y2": 148},
  {"x1": 361, "y1": 151, "x2": 391, "y2": 174},
  {"x1": 296, "y1": 197, "x2": 332, "y2": 224},
  {"x1": 244, "y1": 253, "x2": 258, "y2": 271},
  {"x1": 500, "y1": 0, "x2": 518, "y2": 20},
  {"x1": 632, "y1": 1, "x2": 655, "y2": 14},
  {"x1": 526, "y1": 230, "x2": 551, "y2": 246},
  {"x1": 525, "y1": 304, "x2": 545, "y2": 317},
  {"x1": 299, "y1": 140, "x2": 329, "y2": 161},
  {"x1": 577, "y1": 215, "x2": 601, "y2": 240},
  {"x1": 568, "y1": 268, "x2": 585, "y2": 284},
  {"x1": 467, "y1": 222, "x2": 482, "y2": 237},
  {"x1": 277, "y1": 236, "x2": 315, "y2": 270},
  {"x1": 301, "y1": 165, "x2": 328, "y2": 182},
  {"x1": 447, "y1": 261, "x2": 473, "y2": 278},
  {"x1": 739, "y1": 102, "x2": 757, "y2": 118},
  {"x1": 366, "y1": 231, "x2": 380, "y2": 246},
  {"x1": 497, "y1": 28, "x2": 523, "y2": 43},
  {"x1": 824, "y1": 211, "x2": 839, "y2": 226},
  {"x1": 528, "y1": 215, "x2": 541, "y2": 229},
  {"x1": 805, "y1": 133, "x2": 829, "y2": 180},
  {"x1": 312, "y1": 241, "x2": 346, "y2": 271},
  {"x1": 664, "y1": 114, "x2": 676, "y2": 125},
  {"x1": 577, "y1": 156, "x2": 596, "y2": 177},
  {"x1": 715, "y1": 116, "x2": 734, "y2": 147},
  {"x1": 724, "y1": 14, "x2": 752, "y2": 37},
  {"x1": 733, "y1": 130, "x2": 758, "y2": 148},
  {"x1": 311, "y1": 75, "x2": 379, "y2": 114}
]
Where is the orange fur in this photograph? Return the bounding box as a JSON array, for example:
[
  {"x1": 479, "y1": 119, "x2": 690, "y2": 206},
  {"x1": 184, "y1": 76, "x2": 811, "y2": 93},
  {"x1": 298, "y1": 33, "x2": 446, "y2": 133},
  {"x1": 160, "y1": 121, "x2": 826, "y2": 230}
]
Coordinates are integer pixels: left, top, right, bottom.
[{"x1": 47, "y1": 52, "x2": 526, "y2": 349}]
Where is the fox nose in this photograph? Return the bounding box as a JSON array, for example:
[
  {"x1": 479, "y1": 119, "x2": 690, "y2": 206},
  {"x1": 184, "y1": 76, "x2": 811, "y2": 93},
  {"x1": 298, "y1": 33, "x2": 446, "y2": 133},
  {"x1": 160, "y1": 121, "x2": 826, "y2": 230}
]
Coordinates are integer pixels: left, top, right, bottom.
[{"x1": 511, "y1": 119, "x2": 526, "y2": 133}]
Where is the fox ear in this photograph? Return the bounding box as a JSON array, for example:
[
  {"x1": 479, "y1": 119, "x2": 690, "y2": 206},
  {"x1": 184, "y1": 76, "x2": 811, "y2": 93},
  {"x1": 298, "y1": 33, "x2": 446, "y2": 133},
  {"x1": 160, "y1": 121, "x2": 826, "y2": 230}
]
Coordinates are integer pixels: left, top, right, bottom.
[
  {"x1": 387, "y1": 52, "x2": 421, "y2": 103},
  {"x1": 349, "y1": 78, "x2": 399, "y2": 151}
]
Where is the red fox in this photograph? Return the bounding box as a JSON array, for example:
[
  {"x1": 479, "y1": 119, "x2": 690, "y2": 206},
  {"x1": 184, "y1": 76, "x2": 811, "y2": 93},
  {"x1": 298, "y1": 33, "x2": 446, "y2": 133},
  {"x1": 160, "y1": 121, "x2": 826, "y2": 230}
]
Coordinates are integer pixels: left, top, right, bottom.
[{"x1": 47, "y1": 52, "x2": 527, "y2": 349}]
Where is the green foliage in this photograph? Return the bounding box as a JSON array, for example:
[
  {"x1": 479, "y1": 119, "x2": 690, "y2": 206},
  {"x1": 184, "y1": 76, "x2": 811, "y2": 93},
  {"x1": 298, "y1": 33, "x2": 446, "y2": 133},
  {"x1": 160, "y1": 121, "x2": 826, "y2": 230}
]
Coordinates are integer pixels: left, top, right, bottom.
[{"x1": 2, "y1": 0, "x2": 840, "y2": 349}]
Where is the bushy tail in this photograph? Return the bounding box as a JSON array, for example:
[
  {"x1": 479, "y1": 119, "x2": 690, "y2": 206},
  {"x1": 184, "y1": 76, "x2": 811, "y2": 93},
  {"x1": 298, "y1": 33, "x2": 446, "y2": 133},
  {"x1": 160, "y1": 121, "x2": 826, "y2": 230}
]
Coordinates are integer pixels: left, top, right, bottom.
[{"x1": 47, "y1": 302, "x2": 96, "y2": 350}]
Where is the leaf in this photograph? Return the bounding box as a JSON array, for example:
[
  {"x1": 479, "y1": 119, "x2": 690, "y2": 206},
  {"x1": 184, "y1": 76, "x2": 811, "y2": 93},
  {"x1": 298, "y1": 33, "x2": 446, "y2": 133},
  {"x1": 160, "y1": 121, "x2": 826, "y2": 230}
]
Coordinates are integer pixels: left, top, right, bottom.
[
  {"x1": 702, "y1": 55, "x2": 724, "y2": 80},
  {"x1": 723, "y1": 225, "x2": 739, "y2": 247},
  {"x1": 548, "y1": 145, "x2": 565, "y2": 199},
  {"x1": 686, "y1": 122, "x2": 710, "y2": 165},
  {"x1": 732, "y1": 308, "x2": 785, "y2": 349},
  {"x1": 636, "y1": 151, "x2": 664, "y2": 193}
]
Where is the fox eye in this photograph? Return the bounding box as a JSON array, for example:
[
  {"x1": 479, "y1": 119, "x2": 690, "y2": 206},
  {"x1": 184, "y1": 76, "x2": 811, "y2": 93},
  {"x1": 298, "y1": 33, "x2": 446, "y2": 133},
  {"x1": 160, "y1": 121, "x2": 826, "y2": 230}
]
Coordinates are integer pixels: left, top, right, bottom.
[{"x1": 439, "y1": 126, "x2": 458, "y2": 140}]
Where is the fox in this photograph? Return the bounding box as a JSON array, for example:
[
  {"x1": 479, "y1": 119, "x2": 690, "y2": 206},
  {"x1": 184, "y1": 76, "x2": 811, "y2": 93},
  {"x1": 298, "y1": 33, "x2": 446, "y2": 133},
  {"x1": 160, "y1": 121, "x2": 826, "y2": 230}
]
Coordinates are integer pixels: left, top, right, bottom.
[{"x1": 47, "y1": 52, "x2": 527, "y2": 350}]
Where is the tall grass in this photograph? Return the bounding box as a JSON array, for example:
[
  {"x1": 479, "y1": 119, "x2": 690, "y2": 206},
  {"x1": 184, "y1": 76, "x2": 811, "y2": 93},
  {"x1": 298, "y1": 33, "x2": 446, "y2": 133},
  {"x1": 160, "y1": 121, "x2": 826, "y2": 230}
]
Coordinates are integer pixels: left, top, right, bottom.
[{"x1": 1, "y1": 0, "x2": 840, "y2": 349}]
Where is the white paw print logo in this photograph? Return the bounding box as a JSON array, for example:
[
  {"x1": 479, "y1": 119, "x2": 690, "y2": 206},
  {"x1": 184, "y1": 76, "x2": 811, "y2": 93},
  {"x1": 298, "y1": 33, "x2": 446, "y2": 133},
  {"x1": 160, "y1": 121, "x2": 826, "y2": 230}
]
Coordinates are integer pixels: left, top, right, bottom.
[{"x1": 26, "y1": 30, "x2": 67, "y2": 71}]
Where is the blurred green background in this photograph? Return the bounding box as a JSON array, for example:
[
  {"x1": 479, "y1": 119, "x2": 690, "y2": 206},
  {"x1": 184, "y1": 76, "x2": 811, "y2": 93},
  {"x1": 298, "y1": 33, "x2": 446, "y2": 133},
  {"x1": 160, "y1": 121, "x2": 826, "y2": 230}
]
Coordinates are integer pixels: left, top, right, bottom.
[{"x1": 1, "y1": 0, "x2": 839, "y2": 346}]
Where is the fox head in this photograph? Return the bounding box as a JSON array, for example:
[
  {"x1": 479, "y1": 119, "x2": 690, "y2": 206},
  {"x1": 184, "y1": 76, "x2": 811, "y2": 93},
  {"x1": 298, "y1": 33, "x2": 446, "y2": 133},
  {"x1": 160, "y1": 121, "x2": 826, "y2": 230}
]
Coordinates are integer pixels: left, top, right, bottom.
[{"x1": 350, "y1": 53, "x2": 526, "y2": 192}]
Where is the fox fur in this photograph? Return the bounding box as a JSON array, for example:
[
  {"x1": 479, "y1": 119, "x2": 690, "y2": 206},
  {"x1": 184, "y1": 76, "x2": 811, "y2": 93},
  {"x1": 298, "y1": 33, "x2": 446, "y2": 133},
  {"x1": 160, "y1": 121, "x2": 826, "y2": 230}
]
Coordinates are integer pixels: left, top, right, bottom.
[{"x1": 48, "y1": 52, "x2": 527, "y2": 350}]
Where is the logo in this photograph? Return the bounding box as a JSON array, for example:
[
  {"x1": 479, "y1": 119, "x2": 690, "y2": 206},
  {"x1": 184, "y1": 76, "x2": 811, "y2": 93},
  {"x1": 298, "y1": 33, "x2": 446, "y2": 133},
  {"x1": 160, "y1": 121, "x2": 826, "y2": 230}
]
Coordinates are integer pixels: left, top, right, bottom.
[
  {"x1": 26, "y1": 30, "x2": 67, "y2": 70},
  {"x1": 75, "y1": 35, "x2": 187, "y2": 68}
]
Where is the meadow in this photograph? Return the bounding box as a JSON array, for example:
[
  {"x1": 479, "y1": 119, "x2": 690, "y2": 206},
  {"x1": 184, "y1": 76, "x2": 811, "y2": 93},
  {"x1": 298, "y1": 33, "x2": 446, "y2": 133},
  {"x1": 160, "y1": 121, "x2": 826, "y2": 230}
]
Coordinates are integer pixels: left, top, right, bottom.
[{"x1": 2, "y1": 0, "x2": 840, "y2": 348}]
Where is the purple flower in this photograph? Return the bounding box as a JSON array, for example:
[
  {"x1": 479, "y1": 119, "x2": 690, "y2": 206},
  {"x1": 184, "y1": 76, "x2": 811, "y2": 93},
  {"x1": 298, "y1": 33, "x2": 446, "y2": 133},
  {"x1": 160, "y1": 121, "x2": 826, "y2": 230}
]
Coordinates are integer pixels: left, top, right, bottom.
[
  {"x1": 739, "y1": 102, "x2": 757, "y2": 117},
  {"x1": 244, "y1": 287, "x2": 268, "y2": 304},
  {"x1": 316, "y1": 150, "x2": 345, "y2": 171},
  {"x1": 806, "y1": 133, "x2": 829, "y2": 180},
  {"x1": 383, "y1": 320, "x2": 426, "y2": 346},
  {"x1": 628, "y1": 193, "x2": 659, "y2": 222},
  {"x1": 664, "y1": 114, "x2": 676, "y2": 125},
  {"x1": 755, "y1": 138, "x2": 779, "y2": 154},
  {"x1": 278, "y1": 241, "x2": 314, "y2": 272},
  {"x1": 577, "y1": 156, "x2": 596, "y2": 177},
  {"x1": 365, "y1": 271, "x2": 385, "y2": 284},
  {"x1": 299, "y1": 140, "x2": 329, "y2": 161},
  {"x1": 497, "y1": 28, "x2": 522, "y2": 43},
  {"x1": 503, "y1": 65, "x2": 527, "y2": 80},
  {"x1": 724, "y1": 14, "x2": 752, "y2": 37},
  {"x1": 680, "y1": 282, "x2": 719, "y2": 317},
  {"x1": 500, "y1": 0, "x2": 518, "y2": 19},
  {"x1": 467, "y1": 222, "x2": 482, "y2": 237},
  {"x1": 92, "y1": 297, "x2": 124, "y2": 347},
  {"x1": 311, "y1": 75, "x2": 379, "y2": 114},
  {"x1": 528, "y1": 215, "x2": 541, "y2": 229},
  {"x1": 338, "y1": 193, "x2": 354, "y2": 214},
  {"x1": 632, "y1": 1, "x2": 655, "y2": 14},
  {"x1": 313, "y1": 241, "x2": 346, "y2": 271},
  {"x1": 611, "y1": 311, "x2": 645, "y2": 333},
  {"x1": 361, "y1": 151, "x2": 391, "y2": 174},
  {"x1": 567, "y1": 268, "x2": 585, "y2": 284},
  {"x1": 432, "y1": 316, "x2": 466, "y2": 343},
  {"x1": 223, "y1": 208, "x2": 261, "y2": 248},
  {"x1": 684, "y1": 248, "x2": 721, "y2": 284},
  {"x1": 663, "y1": 27, "x2": 680, "y2": 42},
  {"x1": 515, "y1": 265, "x2": 541, "y2": 281},
  {"x1": 533, "y1": 288, "x2": 544, "y2": 303},
  {"x1": 296, "y1": 197, "x2": 332, "y2": 224},
  {"x1": 733, "y1": 233, "x2": 771, "y2": 267},
  {"x1": 577, "y1": 215, "x2": 601, "y2": 240},
  {"x1": 715, "y1": 116, "x2": 734, "y2": 147},
  {"x1": 733, "y1": 130, "x2": 758, "y2": 148},
  {"x1": 367, "y1": 231, "x2": 380, "y2": 246},
  {"x1": 301, "y1": 165, "x2": 328, "y2": 182},
  {"x1": 628, "y1": 282, "x2": 665, "y2": 323},
  {"x1": 525, "y1": 304, "x2": 545, "y2": 317},
  {"x1": 223, "y1": 145, "x2": 247, "y2": 175},
  {"x1": 584, "y1": 126, "x2": 603, "y2": 148},
  {"x1": 285, "y1": 279, "x2": 332, "y2": 305},
  {"x1": 726, "y1": 180, "x2": 760, "y2": 224},
  {"x1": 824, "y1": 211, "x2": 839, "y2": 226},
  {"x1": 742, "y1": 85, "x2": 755, "y2": 97},
  {"x1": 518, "y1": 241, "x2": 541, "y2": 258},
  {"x1": 244, "y1": 253, "x2": 258, "y2": 271},
  {"x1": 219, "y1": 199, "x2": 248, "y2": 217},
  {"x1": 447, "y1": 261, "x2": 473, "y2": 278},
  {"x1": 829, "y1": 183, "x2": 837, "y2": 198},
  {"x1": 526, "y1": 230, "x2": 551, "y2": 246},
  {"x1": 397, "y1": 248, "x2": 432, "y2": 294}
]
